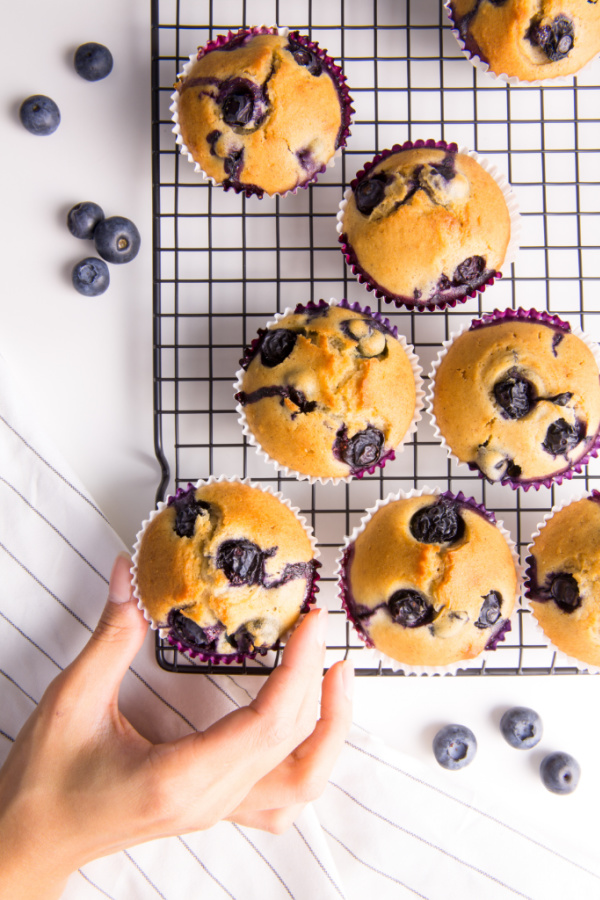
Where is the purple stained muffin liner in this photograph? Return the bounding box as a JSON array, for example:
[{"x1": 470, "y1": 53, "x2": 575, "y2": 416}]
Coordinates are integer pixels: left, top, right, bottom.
[
  {"x1": 234, "y1": 298, "x2": 424, "y2": 485},
  {"x1": 335, "y1": 487, "x2": 522, "y2": 675},
  {"x1": 443, "y1": 0, "x2": 596, "y2": 87},
  {"x1": 131, "y1": 475, "x2": 321, "y2": 666},
  {"x1": 171, "y1": 25, "x2": 354, "y2": 199},
  {"x1": 427, "y1": 308, "x2": 600, "y2": 492},
  {"x1": 336, "y1": 139, "x2": 520, "y2": 312},
  {"x1": 522, "y1": 490, "x2": 600, "y2": 674}
]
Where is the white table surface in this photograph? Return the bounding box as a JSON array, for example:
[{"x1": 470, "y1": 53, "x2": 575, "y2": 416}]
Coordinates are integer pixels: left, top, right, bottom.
[{"x1": 3, "y1": 0, "x2": 600, "y2": 868}]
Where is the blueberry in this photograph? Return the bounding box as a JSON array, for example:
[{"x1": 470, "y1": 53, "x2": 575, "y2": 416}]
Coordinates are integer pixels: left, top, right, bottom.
[
  {"x1": 528, "y1": 16, "x2": 574, "y2": 62},
  {"x1": 540, "y1": 751, "x2": 580, "y2": 795},
  {"x1": 223, "y1": 148, "x2": 244, "y2": 179},
  {"x1": 19, "y1": 95, "x2": 61, "y2": 136},
  {"x1": 474, "y1": 590, "x2": 502, "y2": 629},
  {"x1": 216, "y1": 539, "x2": 272, "y2": 586},
  {"x1": 94, "y1": 216, "x2": 141, "y2": 264},
  {"x1": 453, "y1": 255, "x2": 485, "y2": 287},
  {"x1": 549, "y1": 573, "x2": 581, "y2": 613},
  {"x1": 334, "y1": 425, "x2": 384, "y2": 471},
  {"x1": 355, "y1": 175, "x2": 387, "y2": 216},
  {"x1": 494, "y1": 372, "x2": 535, "y2": 419},
  {"x1": 260, "y1": 329, "x2": 297, "y2": 367},
  {"x1": 171, "y1": 490, "x2": 210, "y2": 538},
  {"x1": 500, "y1": 707, "x2": 543, "y2": 750},
  {"x1": 67, "y1": 201, "x2": 105, "y2": 240},
  {"x1": 409, "y1": 500, "x2": 465, "y2": 545},
  {"x1": 287, "y1": 39, "x2": 323, "y2": 76},
  {"x1": 74, "y1": 42, "x2": 113, "y2": 81},
  {"x1": 388, "y1": 590, "x2": 435, "y2": 628},
  {"x1": 433, "y1": 724, "x2": 477, "y2": 770},
  {"x1": 71, "y1": 257, "x2": 110, "y2": 297},
  {"x1": 222, "y1": 87, "x2": 255, "y2": 127},
  {"x1": 227, "y1": 624, "x2": 256, "y2": 654},
  {"x1": 169, "y1": 610, "x2": 214, "y2": 651},
  {"x1": 542, "y1": 418, "x2": 580, "y2": 456}
]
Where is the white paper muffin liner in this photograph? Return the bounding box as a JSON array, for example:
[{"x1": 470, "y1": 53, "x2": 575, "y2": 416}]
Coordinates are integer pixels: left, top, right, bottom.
[
  {"x1": 523, "y1": 491, "x2": 600, "y2": 674},
  {"x1": 334, "y1": 485, "x2": 524, "y2": 676},
  {"x1": 336, "y1": 140, "x2": 521, "y2": 312},
  {"x1": 131, "y1": 475, "x2": 321, "y2": 664},
  {"x1": 443, "y1": 0, "x2": 599, "y2": 87},
  {"x1": 234, "y1": 298, "x2": 425, "y2": 485},
  {"x1": 170, "y1": 25, "x2": 353, "y2": 199},
  {"x1": 426, "y1": 308, "x2": 600, "y2": 491}
]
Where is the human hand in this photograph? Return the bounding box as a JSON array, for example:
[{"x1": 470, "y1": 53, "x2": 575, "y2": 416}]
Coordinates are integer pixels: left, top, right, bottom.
[{"x1": 0, "y1": 554, "x2": 353, "y2": 900}]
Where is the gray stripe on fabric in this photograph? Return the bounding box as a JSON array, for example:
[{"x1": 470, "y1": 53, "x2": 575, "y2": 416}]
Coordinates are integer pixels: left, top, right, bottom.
[
  {"x1": 124, "y1": 851, "x2": 169, "y2": 899},
  {"x1": 233, "y1": 823, "x2": 296, "y2": 899},
  {"x1": 346, "y1": 737, "x2": 600, "y2": 883},
  {"x1": 177, "y1": 837, "x2": 238, "y2": 899},
  {"x1": 0, "y1": 728, "x2": 15, "y2": 743},
  {"x1": 321, "y1": 824, "x2": 429, "y2": 899},
  {"x1": 331, "y1": 781, "x2": 533, "y2": 900},
  {"x1": 77, "y1": 869, "x2": 118, "y2": 899},
  {"x1": 293, "y1": 821, "x2": 347, "y2": 899},
  {"x1": 0, "y1": 667, "x2": 38, "y2": 706}
]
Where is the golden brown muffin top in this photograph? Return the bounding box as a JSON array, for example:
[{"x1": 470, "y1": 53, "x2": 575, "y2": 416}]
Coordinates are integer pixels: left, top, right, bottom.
[
  {"x1": 135, "y1": 481, "x2": 316, "y2": 657},
  {"x1": 432, "y1": 317, "x2": 600, "y2": 485},
  {"x1": 450, "y1": 0, "x2": 600, "y2": 81},
  {"x1": 346, "y1": 493, "x2": 518, "y2": 667},
  {"x1": 237, "y1": 303, "x2": 419, "y2": 479},
  {"x1": 341, "y1": 146, "x2": 511, "y2": 305},
  {"x1": 176, "y1": 32, "x2": 345, "y2": 196},
  {"x1": 527, "y1": 494, "x2": 600, "y2": 666}
]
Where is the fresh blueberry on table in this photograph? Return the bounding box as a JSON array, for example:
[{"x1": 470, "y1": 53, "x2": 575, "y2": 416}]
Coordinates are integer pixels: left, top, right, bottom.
[
  {"x1": 499, "y1": 707, "x2": 543, "y2": 750},
  {"x1": 433, "y1": 724, "x2": 477, "y2": 770},
  {"x1": 74, "y1": 42, "x2": 114, "y2": 81},
  {"x1": 540, "y1": 751, "x2": 580, "y2": 795},
  {"x1": 71, "y1": 257, "x2": 110, "y2": 297},
  {"x1": 19, "y1": 95, "x2": 61, "y2": 135},
  {"x1": 94, "y1": 216, "x2": 141, "y2": 264},
  {"x1": 67, "y1": 201, "x2": 105, "y2": 240}
]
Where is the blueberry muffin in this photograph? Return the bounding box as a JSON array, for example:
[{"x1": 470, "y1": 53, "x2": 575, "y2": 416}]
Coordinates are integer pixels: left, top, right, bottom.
[
  {"x1": 235, "y1": 300, "x2": 421, "y2": 481},
  {"x1": 340, "y1": 492, "x2": 518, "y2": 668},
  {"x1": 133, "y1": 480, "x2": 319, "y2": 661},
  {"x1": 526, "y1": 492, "x2": 600, "y2": 667},
  {"x1": 448, "y1": 0, "x2": 600, "y2": 82},
  {"x1": 430, "y1": 310, "x2": 600, "y2": 488},
  {"x1": 338, "y1": 141, "x2": 513, "y2": 311},
  {"x1": 172, "y1": 28, "x2": 352, "y2": 197}
]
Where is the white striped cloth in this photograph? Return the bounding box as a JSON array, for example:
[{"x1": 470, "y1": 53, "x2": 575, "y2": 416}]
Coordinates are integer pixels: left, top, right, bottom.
[{"x1": 2, "y1": 352, "x2": 600, "y2": 900}]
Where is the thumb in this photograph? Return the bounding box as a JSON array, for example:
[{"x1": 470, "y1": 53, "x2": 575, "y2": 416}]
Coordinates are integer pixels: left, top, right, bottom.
[{"x1": 69, "y1": 553, "x2": 148, "y2": 698}]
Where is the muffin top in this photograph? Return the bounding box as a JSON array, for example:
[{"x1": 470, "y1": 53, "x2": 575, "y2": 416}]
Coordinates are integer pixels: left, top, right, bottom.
[
  {"x1": 134, "y1": 481, "x2": 318, "y2": 659},
  {"x1": 340, "y1": 144, "x2": 511, "y2": 309},
  {"x1": 236, "y1": 302, "x2": 419, "y2": 480},
  {"x1": 175, "y1": 30, "x2": 348, "y2": 196},
  {"x1": 343, "y1": 493, "x2": 518, "y2": 667},
  {"x1": 450, "y1": 0, "x2": 600, "y2": 82},
  {"x1": 431, "y1": 314, "x2": 600, "y2": 486},
  {"x1": 527, "y1": 493, "x2": 600, "y2": 666}
]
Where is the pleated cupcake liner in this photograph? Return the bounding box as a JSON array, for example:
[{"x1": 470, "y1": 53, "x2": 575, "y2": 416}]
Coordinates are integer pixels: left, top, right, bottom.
[
  {"x1": 170, "y1": 25, "x2": 353, "y2": 199},
  {"x1": 426, "y1": 308, "x2": 600, "y2": 491},
  {"x1": 131, "y1": 475, "x2": 321, "y2": 665},
  {"x1": 234, "y1": 297, "x2": 425, "y2": 485},
  {"x1": 334, "y1": 486, "x2": 523, "y2": 676},
  {"x1": 336, "y1": 139, "x2": 521, "y2": 312}
]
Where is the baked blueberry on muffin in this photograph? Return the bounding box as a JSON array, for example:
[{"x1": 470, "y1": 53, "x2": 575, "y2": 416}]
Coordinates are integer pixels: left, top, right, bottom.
[
  {"x1": 526, "y1": 493, "x2": 600, "y2": 667},
  {"x1": 447, "y1": 0, "x2": 600, "y2": 82},
  {"x1": 132, "y1": 480, "x2": 319, "y2": 662},
  {"x1": 338, "y1": 140, "x2": 513, "y2": 311},
  {"x1": 172, "y1": 27, "x2": 352, "y2": 197},
  {"x1": 235, "y1": 300, "x2": 422, "y2": 481},
  {"x1": 430, "y1": 309, "x2": 600, "y2": 488},
  {"x1": 339, "y1": 491, "x2": 518, "y2": 668}
]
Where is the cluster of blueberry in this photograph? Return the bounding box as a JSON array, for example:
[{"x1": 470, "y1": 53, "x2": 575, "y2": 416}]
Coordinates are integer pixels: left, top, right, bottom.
[
  {"x1": 433, "y1": 708, "x2": 580, "y2": 795},
  {"x1": 18, "y1": 41, "x2": 141, "y2": 298},
  {"x1": 67, "y1": 202, "x2": 141, "y2": 297}
]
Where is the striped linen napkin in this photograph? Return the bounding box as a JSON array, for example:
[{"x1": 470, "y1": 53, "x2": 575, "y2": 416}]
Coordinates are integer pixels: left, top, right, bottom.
[{"x1": 1, "y1": 351, "x2": 599, "y2": 900}]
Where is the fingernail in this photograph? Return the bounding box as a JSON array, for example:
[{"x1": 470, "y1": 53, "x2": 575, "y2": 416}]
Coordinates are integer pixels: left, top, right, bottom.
[
  {"x1": 342, "y1": 659, "x2": 354, "y2": 700},
  {"x1": 314, "y1": 607, "x2": 328, "y2": 647},
  {"x1": 107, "y1": 553, "x2": 133, "y2": 604}
]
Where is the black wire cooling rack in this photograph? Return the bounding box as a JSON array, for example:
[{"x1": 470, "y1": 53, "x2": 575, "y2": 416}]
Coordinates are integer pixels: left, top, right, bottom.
[{"x1": 150, "y1": 0, "x2": 600, "y2": 675}]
